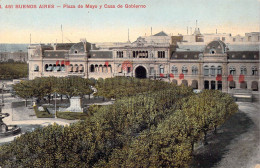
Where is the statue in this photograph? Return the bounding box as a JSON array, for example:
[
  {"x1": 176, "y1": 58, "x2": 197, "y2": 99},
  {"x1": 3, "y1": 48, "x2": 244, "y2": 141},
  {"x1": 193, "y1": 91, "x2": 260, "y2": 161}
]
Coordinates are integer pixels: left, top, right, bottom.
[
  {"x1": 0, "y1": 112, "x2": 9, "y2": 133},
  {"x1": 0, "y1": 107, "x2": 21, "y2": 137}
]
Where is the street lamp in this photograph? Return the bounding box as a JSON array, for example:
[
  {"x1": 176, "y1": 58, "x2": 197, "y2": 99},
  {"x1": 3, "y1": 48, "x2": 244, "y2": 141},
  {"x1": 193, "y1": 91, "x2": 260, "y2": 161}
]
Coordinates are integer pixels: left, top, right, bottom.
[
  {"x1": 54, "y1": 92, "x2": 57, "y2": 118},
  {"x1": 1, "y1": 82, "x2": 4, "y2": 105}
]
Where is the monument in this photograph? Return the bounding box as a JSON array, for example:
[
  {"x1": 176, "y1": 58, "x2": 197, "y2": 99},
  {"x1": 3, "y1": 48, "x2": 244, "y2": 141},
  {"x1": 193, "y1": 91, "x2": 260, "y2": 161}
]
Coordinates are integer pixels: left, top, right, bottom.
[
  {"x1": 0, "y1": 108, "x2": 21, "y2": 137},
  {"x1": 59, "y1": 96, "x2": 83, "y2": 112}
]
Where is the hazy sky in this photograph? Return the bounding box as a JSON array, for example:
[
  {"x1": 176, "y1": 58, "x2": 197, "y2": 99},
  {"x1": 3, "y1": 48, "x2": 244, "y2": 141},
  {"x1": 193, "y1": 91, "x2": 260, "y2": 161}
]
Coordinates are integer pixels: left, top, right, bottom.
[{"x1": 0, "y1": 0, "x2": 259, "y2": 43}]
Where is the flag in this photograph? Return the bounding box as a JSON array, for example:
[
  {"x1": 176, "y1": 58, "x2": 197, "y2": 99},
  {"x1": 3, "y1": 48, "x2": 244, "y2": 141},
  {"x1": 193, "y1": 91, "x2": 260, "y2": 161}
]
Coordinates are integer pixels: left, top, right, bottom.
[
  {"x1": 227, "y1": 74, "x2": 233, "y2": 81},
  {"x1": 105, "y1": 61, "x2": 109, "y2": 66},
  {"x1": 169, "y1": 73, "x2": 174, "y2": 78},
  {"x1": 65, "y1": 61, "x2": 70, "y2": 66},
  {"x1": 239, "y1": 74, "x2": 244, "y2": 83},
  {"x1": 122, "y1": 61, "x2": 132, "y2": 71},
  {"x1": 216, "y1": 74, "x2": 222, "y2": 81},
  {"x1": 179, "y1": 73, "x2": 184, "y2": 79}
]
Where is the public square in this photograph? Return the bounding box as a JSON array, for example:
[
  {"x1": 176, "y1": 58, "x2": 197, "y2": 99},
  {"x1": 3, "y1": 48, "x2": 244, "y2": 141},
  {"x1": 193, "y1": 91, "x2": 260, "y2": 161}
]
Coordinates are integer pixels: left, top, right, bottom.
[{"x1": 0, "y1": 91, "x2": 259, "y2": 167}]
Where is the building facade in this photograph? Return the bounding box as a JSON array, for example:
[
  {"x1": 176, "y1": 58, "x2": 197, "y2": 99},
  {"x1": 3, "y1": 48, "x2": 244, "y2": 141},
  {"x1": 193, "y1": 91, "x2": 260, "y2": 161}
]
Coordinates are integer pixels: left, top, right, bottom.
[{"x1": 28, "y1": 31, "x2": 259, "y2": 94}]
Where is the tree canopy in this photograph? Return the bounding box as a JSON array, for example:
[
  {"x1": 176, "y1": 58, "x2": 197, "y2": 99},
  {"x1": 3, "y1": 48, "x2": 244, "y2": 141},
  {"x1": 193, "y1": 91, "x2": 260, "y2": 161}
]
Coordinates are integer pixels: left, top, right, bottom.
[{"x1": 1, "y1": 77, "x2": 238, "y2": 167}]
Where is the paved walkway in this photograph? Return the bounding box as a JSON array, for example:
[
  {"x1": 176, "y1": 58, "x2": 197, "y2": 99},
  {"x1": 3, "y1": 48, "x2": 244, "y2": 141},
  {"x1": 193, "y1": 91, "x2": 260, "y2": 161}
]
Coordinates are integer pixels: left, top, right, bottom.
[
  {"x1": 1, "y1": 97, "x2": 77, "y2": 145},
  {"x1": 192, "y1": 101, "x2": 260, "y2": 168}
]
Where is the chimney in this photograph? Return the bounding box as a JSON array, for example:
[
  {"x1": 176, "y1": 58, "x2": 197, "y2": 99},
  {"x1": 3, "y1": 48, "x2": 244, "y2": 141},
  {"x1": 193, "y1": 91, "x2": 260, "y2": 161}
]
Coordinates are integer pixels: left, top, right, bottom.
[{"x1": 91, "y1": 44, "x2": 96, "y2": 50}]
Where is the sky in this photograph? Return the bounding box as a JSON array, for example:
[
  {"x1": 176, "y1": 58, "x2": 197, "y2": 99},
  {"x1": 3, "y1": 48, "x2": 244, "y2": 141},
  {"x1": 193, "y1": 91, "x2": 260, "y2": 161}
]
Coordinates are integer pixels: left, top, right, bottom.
[{"x1": 0, "y1": 0, "x2": 259, "y2": 43}]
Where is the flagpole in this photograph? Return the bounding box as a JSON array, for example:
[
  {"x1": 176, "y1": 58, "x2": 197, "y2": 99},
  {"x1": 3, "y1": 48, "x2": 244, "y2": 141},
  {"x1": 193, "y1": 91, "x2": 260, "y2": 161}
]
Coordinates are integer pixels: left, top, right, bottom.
[{"x1": 61, "y1": 24, "x2": 63, "y2": 43}]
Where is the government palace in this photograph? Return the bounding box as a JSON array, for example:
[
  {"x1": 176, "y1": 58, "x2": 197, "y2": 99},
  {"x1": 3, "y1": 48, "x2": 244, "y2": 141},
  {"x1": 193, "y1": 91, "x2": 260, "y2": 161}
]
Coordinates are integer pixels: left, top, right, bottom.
[{"x1": 28, "y1": 29, "x2": 259, "y2": 94}]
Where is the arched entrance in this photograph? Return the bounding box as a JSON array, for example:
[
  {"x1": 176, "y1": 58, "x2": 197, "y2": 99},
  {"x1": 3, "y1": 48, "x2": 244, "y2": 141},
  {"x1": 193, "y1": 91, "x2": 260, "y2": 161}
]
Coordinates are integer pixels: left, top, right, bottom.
[{"x1": 135, "y1": 66, "x2": 147, "y2": 78}]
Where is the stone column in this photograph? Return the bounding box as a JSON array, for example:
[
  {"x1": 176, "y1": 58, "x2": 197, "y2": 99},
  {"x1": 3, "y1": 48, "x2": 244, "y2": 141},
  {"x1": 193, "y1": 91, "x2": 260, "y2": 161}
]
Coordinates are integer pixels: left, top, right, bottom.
[
  {"x1": 198, "y1": 61, "x2": 204, "y2": 90},
  {"x1": 222, "y1": 62, "x2": 228, "y2": 93}
]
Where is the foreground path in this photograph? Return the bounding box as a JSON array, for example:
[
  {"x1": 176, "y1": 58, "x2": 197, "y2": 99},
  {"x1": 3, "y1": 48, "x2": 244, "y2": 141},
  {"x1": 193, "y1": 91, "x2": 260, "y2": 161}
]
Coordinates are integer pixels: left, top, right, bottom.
[
  {"x1": 1, "y1": 97, "x2": 77, "y2": 145},
  {"x1": 192, "y1": 102, "x2": 260, "y2": 168}
]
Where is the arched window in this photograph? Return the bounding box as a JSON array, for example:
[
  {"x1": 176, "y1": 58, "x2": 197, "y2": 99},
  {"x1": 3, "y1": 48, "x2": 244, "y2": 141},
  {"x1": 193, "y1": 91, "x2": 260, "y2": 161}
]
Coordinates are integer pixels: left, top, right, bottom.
[
  {"x1": 95, "y1": 65, "x2": 99, "y2": 72},
  {"x1": 34, "y1": 65, "x2": 39, "y2": 72},
  {"x1": 240, "y1": 66, "x2": 247, "y2": 75},
  {"x1": 90, "y1": 65, "x2": 95, "y2": 72},
  {"x1": 61, "y1": 64, "x2": 65, "y2": 72},
  {"x1": 117, "y1": 64, "x2": 122, "y2": 73},
  {"x1": 159, "y1": 65, "x2": 164, "y2": 74},
  {"x1": 47, "y1": 64, "x2": 53, "y2": 71},
  {"x1": 69, "y1": 64, "x2": 73, "y2": 72},
  {"x1": 182, "y1": 65, "x2": 188, "y2": 75},
  {"x1": 171, "y1": 66, "x2": 178, "y2": 75},
  {"x1": 217, "y1": 66, "x2": 222, "y2": 75},
  {"x1": 56, "y1": 64, "x2": 61, "y2": 72},
  {"x1": 99, "y1": 65, "x2": 103, "y2": 73},
  {"x1": 229, "y1": 66, "x2": 236, "y2": 75},
  {"x1": 192, "y1": 66, "x2": 198, "y2": 75},
  {"x1": 104, "y1": 64, "x2": 108, "y2": 73},
  {"x1": 204, "y1": 65, "x2": 209, "y2": 76},
  {"x1": 45, "y1": 64, "x2": 48, "y2": 71},
  {"x1": 52, "y1": 64, "x2": 57, "y2": 72},
  {"x1": 210, "y1": 49, "x2": 216, "y2": 54},
  {"x1": 79, "y1": 64, "x2": 84, "y2": 72},
  {"x1": 252, "y1": 66, "x2": 258, "y2": 76},
  {"x1": 210, "y1": 66, "x2": 216, "y2": 76},
  {"x1": 108, "y1": 65, "x2": 112, "y2": 73},
  {"x1": 73, "y1": 64, "x2": 79, "y2": 72}
]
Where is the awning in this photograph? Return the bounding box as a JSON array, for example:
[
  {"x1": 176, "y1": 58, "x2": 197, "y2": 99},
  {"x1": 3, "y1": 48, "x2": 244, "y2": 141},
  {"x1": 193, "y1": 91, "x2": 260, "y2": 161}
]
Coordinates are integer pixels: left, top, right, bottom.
[
  {"x1": 191, "y1": 80, "x2": 198, "y2": 89},
  {"x1": 182, "y1": 80, "x2": 188, "y2": 86},
  {"x1": 240, "y1": 81, "x2": 247, "y2": 89},
  {"x1": 172, "y1": 79, "x2": 177, "y2": 85},
  {"x1": 251, "y1": 81, "x2": 258, "y2": 90},
  {"x1": 229, "y1": 81, "x2": 235, "y2": 88}
]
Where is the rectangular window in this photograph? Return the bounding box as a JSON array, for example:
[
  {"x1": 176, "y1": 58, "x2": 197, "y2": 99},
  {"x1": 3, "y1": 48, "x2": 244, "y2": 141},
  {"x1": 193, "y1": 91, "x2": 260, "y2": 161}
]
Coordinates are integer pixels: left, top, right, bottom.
[
  {"x1": 252, "y1": 70, "x2": 258, "y2": 76},
  {"x1": 204, "y1": 69, "x2": 209, "y2": 76},
  {"x1": 248, "y1": 36, "x2": 252, "y2": 42},
  {"x1": 117, "y1": 51, "x2": 123, "y2": 58},
  {"x1": 150, "y1": 67, "x2": 154, "y2": 74},
  {"x1": 230, "y1": 70, "x2": 235, "y2": 75},
  {"x1": 192, "y1": 69, "x2": 197, "y2": 75},
  {"x1": 160, "y1": 68, "x2": 164, "y2": 74},
  {"x1": 127, "y1": 67, "x2": 131, "y2": 73},
  {"x1": 211, "y1": 69, "x2": 215, "y2": 76},
  {"x1": 158, "y1": 51, "x2": 165, "y2": 58}
]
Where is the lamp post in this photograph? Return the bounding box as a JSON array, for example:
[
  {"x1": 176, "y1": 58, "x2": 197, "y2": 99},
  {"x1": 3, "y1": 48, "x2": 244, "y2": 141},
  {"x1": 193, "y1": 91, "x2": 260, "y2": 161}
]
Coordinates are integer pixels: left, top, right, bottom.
[
  {"x1": 1, "y1": 82, "x2": 4, "y2": 105},
  {"x1": 54, "y1": 92, "x2": 57, "y2": 118}
]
